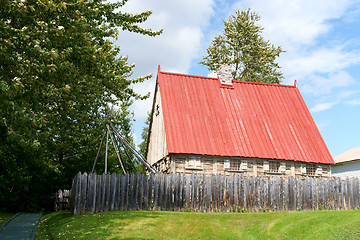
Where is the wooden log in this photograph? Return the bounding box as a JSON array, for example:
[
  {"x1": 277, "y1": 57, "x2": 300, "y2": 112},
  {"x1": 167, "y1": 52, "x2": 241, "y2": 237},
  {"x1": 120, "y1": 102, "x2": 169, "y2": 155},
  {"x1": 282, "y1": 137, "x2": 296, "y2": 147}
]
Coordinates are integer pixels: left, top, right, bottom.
[
  {"x1": 229, "y1": 175, "x2": 234, "y2": 211},
  {"x1": 148, "y1": 174, "x2": 154, "y2": 210},
  {"x1": 99, "y1": 174, "x2": 106, "y2": 212},
  {"x1": 190, "y1": 174, "x2": 194, "y2": 211},
  {"x1": 172, "y1": 174, "x2": 177, "y2": 211},
  {"x1": 219, "y1": 174, "x2": 224, "y2": 211},
  {"x1": 110, "y1": 173, "x2": 116, "y2": 211},
  {"x1": 153, "y1": 174, "x2": 159, "y2": 210},
  {"x1": 251, "y1": 176, "x2": 256, "y2": 212},
  {"x1": 284, "y1": 177, "x2": 289, "y2": 211},
  {"x1": 169, "y1": 174, "x2": 174, "y2": 210},
  {"x1": 143, "y1": 174, "x2": 149, "y2": 210},
  {"x1": 288, "y1": 177, "x2": 293, "y2": 211},
  {"x1": 164, "y1": 174, "x2": 169, "y2": 211},
  {"x1": 315, "y1": 178, "x2": 319, "y2": 210},
  {"x1": 280, "y1": 177, "x2": 285, "y2": 211},
  {"x1": 310, "y1": 178, "x2": 315, "y2": 210},
  {"x1": 124, "y1": 174, "x2": 130, "y2": 210},
  {"x1": 213, "y1": 175, "x2": 218, "y2": 211},
  {"x1": 243, "y1": 175, "x2": 249, "y2": 211},
  {"x1": 195, "y1": 174, "x2": 200, "y2": 211},
  {"x1": 200, "y1": 174, "x2": 205, "y2": 212},
  {"x1": 354, "y1": 178, "x2": 359, "y2": 210},
  {"x1": 104, "y1": 174, "x2": 111, "y2": 212},
  {"x1": 259, "y1": 176, "x2": 264, "y2": 211},
  {"x1": 80, "y1": 172, "x2": 88, "y2": 214},
  {"x1": 87, "y1": 173, "x2": 96, "y2": 214},
  {"x1": 160, "y1": 174, "x2": 166, "y2": 211},
  {"x1": 348, "y1": 178, "x2": 353, "y2": 210},
  {"x1": 206, "y1": 176, "x2": 212, "y2": 212},
  {"x1": 185, "y1": 174, "x2": 190, "y2": 211},
  {"x1": 130, "y1": 173, "x2": 136, "y2": 210},
  {"x1": 115, "y1": 173, "x2": 120, "y2": 211},
  {"x1": 138, "y1": 174, "x2": 144, "y2": 210},
  {"x1": 210, "y1": 175, "x2": 216, "y2": 212},
  {"x1": 176, "y1": 174, "x2": 181, "y2": 211},
  {"x1": 95, "y1": 174, "x2": 102, "y2": 213},
  {"x1": 120, "y1": 175, "x2": 125, "y2": 210},
  {"x1": 234, "y1": 175, "x2": 239, "y2": 211},
  {"x1": 73, "y1": 173, "x2": 82, "y2": 215}
]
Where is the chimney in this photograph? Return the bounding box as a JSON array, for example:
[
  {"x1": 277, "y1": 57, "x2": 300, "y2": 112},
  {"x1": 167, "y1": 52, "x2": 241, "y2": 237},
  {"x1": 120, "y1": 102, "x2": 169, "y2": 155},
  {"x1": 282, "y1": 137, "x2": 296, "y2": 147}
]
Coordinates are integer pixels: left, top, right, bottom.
[{"x1": 217, "y1": 65, "x2": 233, "y2": 85}]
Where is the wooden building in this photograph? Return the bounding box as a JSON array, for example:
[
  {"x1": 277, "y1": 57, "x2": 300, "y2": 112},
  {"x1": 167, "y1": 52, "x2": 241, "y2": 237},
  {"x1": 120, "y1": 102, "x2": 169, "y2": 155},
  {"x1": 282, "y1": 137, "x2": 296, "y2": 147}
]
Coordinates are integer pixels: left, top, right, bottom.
[
  {"x1": 332, "y1": 147, "x2": 360, "y2": 178},
  {"x1": 145, "y1": 66, "x2": 334, "y2": 178}
]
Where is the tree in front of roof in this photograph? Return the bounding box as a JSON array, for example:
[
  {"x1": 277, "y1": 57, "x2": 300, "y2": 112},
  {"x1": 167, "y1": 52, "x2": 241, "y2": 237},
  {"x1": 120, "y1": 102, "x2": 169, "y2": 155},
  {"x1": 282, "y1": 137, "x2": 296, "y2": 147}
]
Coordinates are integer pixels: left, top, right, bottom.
[
  {"x1": 0, "y1": 0, "x2": 161, "y2": 212},
  {"x1": 139, "y1": 111, "x2": 151, "y2": 158},
  {"x1": 200, "y1": 8, "x2": 284, "y2": 84}
]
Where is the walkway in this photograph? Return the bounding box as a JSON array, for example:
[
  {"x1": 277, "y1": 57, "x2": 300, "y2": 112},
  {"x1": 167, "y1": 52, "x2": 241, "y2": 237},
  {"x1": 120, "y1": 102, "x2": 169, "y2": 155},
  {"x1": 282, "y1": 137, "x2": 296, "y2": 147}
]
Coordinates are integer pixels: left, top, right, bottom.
[{"x1": 0, "y1": 212, "x2": 42, "y2": 240}]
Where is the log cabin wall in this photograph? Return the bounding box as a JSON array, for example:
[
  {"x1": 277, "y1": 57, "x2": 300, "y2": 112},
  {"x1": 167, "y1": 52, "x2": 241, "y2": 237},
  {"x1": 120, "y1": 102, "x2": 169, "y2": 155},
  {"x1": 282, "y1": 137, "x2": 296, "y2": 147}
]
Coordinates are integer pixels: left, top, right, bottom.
[{"x1": 153, "y1": 154, "x2": 331, "y2": 178}]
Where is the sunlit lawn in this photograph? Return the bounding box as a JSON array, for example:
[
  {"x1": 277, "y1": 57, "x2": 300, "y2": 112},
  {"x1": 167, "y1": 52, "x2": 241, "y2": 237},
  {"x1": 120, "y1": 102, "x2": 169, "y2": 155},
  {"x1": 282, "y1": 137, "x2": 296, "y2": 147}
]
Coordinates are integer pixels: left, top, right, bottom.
[{"x1": 36, "y1": 210, "x2": 360, "y2": 240}]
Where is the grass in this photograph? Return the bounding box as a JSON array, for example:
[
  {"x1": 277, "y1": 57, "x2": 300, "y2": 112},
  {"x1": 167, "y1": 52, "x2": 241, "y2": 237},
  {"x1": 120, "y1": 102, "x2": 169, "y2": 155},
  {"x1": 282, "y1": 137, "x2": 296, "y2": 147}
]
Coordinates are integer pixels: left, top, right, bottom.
[
  {"x1": 0, "y1": 212, "x2": 15, "y2": 226},
  {"x1": 36, "y1": 210, "x2": 360, "y2": 240}
]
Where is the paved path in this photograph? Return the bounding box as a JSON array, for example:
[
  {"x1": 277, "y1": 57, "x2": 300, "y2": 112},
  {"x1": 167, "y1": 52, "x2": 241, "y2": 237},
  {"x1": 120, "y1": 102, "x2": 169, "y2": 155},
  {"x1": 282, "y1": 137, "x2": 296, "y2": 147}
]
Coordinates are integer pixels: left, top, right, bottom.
[{"x1": 0, "y1": 212, "x2": 42, "y2": 240}]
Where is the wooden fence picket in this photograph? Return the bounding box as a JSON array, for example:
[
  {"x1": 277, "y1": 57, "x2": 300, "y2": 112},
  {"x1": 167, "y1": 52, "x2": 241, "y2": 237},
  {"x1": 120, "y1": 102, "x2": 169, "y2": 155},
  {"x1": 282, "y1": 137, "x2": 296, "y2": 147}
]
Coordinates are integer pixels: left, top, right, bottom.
[{"x1": 70, "y1": 173, "x2": 360, "y2": 215}]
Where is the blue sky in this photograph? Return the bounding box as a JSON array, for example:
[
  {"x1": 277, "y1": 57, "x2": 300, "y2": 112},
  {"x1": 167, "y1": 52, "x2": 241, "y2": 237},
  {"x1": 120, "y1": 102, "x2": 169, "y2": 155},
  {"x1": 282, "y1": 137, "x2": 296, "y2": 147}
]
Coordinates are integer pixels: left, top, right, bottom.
[{"x1": 115, "y1": 0, "x2": 360, "y2": 157}]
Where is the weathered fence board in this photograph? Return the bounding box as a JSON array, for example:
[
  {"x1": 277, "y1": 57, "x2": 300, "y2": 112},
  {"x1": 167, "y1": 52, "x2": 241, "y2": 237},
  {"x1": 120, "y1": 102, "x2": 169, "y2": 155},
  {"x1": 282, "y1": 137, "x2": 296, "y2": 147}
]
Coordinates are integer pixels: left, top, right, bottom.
[{"x1": 70, "y1": 173, "x2": 360, "y2": 215}]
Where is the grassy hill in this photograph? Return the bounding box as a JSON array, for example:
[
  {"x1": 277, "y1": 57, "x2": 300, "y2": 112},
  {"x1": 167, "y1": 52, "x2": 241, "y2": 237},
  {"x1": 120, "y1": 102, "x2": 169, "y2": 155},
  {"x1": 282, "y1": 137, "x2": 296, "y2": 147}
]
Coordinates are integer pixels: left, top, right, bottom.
[{"x1": 36, "y1": 210, "x2": 360, "y2": 240}]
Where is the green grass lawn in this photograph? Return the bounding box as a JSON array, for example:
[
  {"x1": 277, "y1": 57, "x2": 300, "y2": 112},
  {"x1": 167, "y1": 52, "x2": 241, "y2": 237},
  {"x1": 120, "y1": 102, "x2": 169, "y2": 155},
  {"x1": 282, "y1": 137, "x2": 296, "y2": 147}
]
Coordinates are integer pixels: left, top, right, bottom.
[
  {"x1": 36, "y1": 210, "x2": 360, "y2": 240},
  {"x1": 0, "y1": 212, "x2": 15, "y2": 226}
]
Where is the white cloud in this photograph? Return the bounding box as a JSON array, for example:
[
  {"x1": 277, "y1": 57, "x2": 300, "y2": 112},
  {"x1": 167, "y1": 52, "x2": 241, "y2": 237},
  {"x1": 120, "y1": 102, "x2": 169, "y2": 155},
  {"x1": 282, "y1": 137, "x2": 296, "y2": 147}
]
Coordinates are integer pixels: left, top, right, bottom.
[
  {"x1": 346, "y1": 99, "x2": 360, "y2": 105},
  {"x1": 310, "y1": 102, "x2": 337, "y2": 112},
  {"x1": 283, "y1": 47, "x2": 360, "y2": 78},
  {"x1": 301, "y1": 71, "x2": 356, "y2": 95},
  {"x1": 233, "y1": 0, "x2": 352, "y2": 47},
  {"x1": 229, "y1": 0, "x2": 360, "y2": 95},
  {"x1": 113, "y1": 0, "x2": 215, "y2": 122}
]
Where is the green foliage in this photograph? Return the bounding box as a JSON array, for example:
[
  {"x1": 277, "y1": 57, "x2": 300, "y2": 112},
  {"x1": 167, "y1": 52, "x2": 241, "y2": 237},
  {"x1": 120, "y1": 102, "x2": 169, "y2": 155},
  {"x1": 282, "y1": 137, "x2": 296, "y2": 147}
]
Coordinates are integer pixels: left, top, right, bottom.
[
  {"x1": 138, "y1": 111, "x2": 151, "y2": 157},
  {"x1": 0, "y1": 212, "x2": 14, "y2": 225},
  {"x1": 0, "y1": 0, "x2": 161, "y2": 212},
  {"x1": 200, "y1": 8, "x2": 284, "y2": 84},
  {"x1": 36, "y1": 210, "x2": 360, "y2": 240}
]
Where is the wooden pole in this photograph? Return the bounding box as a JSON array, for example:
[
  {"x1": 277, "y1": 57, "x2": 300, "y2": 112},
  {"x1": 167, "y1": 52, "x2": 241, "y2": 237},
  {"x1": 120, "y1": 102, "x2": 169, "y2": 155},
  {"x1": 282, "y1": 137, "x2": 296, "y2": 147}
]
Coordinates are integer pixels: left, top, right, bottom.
[
  {"x1": 91, "y1": 128, "x2": 107, "y2": 173},
  {"x1": 107, "y1": 125, "x2": 127, "y2": 174},
  {"x1": 105, "y1": 126, "x2": 109, "y2": 174}
]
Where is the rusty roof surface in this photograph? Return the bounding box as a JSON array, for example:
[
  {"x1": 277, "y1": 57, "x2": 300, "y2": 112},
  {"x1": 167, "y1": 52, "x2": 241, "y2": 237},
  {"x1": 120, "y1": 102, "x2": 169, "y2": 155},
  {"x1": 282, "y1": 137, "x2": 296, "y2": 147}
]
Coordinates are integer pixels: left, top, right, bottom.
[{"x1": 157, "y1": 68, "x2": 334, "y2": 164}]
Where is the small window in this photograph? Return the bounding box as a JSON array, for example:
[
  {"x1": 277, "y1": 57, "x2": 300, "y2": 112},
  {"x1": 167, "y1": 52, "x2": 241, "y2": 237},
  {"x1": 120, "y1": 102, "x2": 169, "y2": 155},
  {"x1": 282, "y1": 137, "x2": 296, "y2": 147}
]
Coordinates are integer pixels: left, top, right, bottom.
[
  {"x1": 230, "y1": 159, "x2": 241, "y2": 171},
  {"x1": 286, "y1": 163, "x2": 292, "y2": 171},
  {"x1": 269, "y1": 161, "x2": 280, "y2": 173},
  {"x1": 185, "y1": 157, "x2": 201, "y2": 169},
  {"x1": 306, "y1": 163, "x2": 316, "y2": 176},
  {"x1": 155, "y1": 104, "x2": 160, "y2": 116}
]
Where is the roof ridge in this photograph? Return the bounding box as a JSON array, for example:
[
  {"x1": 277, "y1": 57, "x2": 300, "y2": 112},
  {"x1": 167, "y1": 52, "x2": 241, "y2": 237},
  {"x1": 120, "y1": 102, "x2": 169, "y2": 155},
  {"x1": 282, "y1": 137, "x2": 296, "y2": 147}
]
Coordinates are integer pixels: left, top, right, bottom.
[
  {"x1": 159, "y1": 70, "x2": 218, "y2": 80},
  {"x1": 233, "y1": 79, "x2": 296, "y2": 88},
  {"x1": 159, "y1": 70, "x2": 295, "y2": 88}
]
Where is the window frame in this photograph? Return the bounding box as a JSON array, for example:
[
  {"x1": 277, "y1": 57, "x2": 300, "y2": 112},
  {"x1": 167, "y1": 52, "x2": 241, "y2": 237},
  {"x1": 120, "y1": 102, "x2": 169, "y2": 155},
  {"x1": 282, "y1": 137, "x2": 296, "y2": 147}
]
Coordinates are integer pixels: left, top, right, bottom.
[
  {"x1": 230, "y1": 159, "x2": 242, "y2": 171},
  {"x1": 269, "y1": 160, "x2": 280, "y2": 173},
  {"x1": 306, "y1": 163, "x2": 316, "y2": 176}
]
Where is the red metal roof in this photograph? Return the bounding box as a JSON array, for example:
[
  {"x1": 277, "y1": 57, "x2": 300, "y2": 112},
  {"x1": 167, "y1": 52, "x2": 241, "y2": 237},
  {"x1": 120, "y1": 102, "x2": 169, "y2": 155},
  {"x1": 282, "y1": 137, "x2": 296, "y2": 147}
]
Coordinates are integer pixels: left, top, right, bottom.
[{"x1": 157, "y1": 68, "x2": 334, "y2": 164}]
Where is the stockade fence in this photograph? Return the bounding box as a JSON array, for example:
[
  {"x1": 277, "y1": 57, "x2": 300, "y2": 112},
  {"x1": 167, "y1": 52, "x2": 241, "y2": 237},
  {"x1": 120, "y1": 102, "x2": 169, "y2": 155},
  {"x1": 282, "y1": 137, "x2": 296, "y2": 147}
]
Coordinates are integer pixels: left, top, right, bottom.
[{"x1": 70, "y1": 172, "x2": 360, "y2": 215}]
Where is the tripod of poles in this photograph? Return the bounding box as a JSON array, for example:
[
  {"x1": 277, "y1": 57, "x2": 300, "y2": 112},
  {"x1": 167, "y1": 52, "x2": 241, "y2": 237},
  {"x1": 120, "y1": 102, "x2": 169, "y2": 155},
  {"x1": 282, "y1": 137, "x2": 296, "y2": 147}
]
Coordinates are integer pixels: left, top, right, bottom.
[{"x1": 91, "y1": 122, "x2": 157, "y2": 174}]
